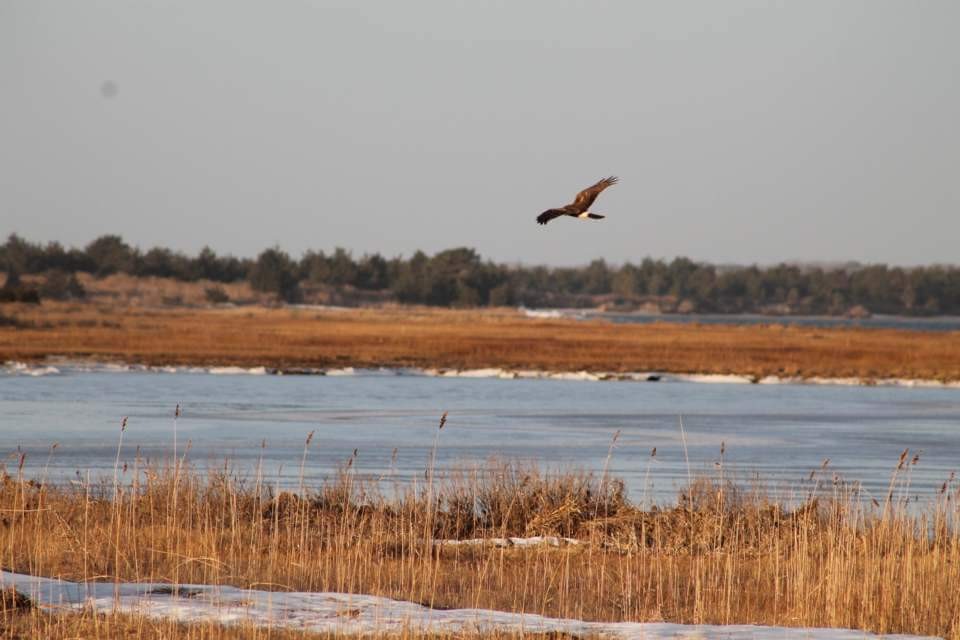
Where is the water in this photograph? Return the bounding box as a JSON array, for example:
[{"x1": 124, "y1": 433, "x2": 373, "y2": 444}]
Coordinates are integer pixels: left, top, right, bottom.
[
  {"x1": 1, "y1": 368, "x2": 959, "y2": 505},
  {"x1": 529, "y1": 309, "x2": 960, "y2": 332}
]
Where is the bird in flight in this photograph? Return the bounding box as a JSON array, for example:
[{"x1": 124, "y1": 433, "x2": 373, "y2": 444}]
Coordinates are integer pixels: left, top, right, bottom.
[{"x1": 536, "y1": 176, "x2": 618, "y2": 225}]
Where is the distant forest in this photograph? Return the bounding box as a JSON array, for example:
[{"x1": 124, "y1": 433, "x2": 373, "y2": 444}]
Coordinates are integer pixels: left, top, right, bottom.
[{"x1": 2, "y1": 233, "x2": 959, "y2": 316}]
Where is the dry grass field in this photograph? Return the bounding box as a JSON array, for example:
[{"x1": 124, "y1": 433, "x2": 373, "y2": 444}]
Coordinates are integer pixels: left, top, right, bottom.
[
  {"x1": 1, "y1": 445, "x2": 958, "y2": 639},
  {"x1": 1, "y1": 302, "x2": 959, "y2": 381}
]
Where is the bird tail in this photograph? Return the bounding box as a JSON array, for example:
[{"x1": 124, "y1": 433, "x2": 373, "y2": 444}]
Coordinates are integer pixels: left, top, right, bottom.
[{"x1": 586, "y1": 213, "x2": 605, "y2": 220}]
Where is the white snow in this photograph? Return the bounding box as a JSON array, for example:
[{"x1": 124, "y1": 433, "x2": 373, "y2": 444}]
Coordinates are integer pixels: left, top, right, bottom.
[
  {"x1": 669, "y1": 373, "x2": 756, "y2": 385},
  {"x1": 288, "y1": 304, "x2": 354, "y2": 312},
  {"x1": 437, "y1": 536, "x2": 581, "y2": 548},
  {"x1": 805, "y1": 377, "x2": 865, "y2": 387},
  {"x1": 4, "y1": 359, "x2": 959, "y2": 389},
  {"x1": 150, "y1": 365, "x2": 181, "y2": 373},
  {"x1": 79, "y1": 362, "x2": 135, "y2": 373},
  {"x1": 207, "y1": 366, "x2": 268, "y2": 375},
  {"x1": 512, "y1": 369, "x2": 547, "y2": 379},
  {"x1": 2, "y1": 361, "x2": 60, "y2": 376},
  {"x1": 520, "y1": 308, "x2": 567, "y2": 319},
  {"x1": 0, "y1": 570, "x2": 933, "y2": 639},
  {"x1": 448, "y1": 368, "x2": 511, "y2": 378},
  {"x1": 324, "y1": 367, "x2": 356, "y2": 376},
  {"x1": 548, "y1": 370, "x2": 602, "y2": 381}
]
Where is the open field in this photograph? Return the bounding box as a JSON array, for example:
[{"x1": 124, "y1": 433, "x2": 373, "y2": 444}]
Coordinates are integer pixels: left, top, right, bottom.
[
  {"x1": 1, "y1": 303, "x2": 960, "y2": 381},
  {"x1": 1, "y1": 445, "x2": 958, "y2": 639}
]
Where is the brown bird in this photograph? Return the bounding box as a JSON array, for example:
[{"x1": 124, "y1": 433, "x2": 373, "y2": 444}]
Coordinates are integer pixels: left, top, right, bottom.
[{"x1": 536, "y1": 176, "x2": 618, "y2": 225}]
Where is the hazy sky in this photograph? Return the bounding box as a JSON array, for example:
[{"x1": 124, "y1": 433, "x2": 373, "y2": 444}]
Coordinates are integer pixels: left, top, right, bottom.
[{"x1": 2, "y1": 1, "x2": 958, "y2": 266}]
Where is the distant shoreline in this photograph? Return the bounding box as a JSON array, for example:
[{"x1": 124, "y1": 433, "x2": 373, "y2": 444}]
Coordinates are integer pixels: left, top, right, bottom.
[
  {"x1": 2, "y1": 303, "x2": 958, "y2": 383},
  {"x1": 5, "y1": 359, "x2": 960, "y2": 389},
  {"x1": 521, "y1": 308, "x2": 960, "y2": 332}
]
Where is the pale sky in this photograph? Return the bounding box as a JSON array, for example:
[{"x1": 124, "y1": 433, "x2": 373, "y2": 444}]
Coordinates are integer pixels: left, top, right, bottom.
[{"x1": 2, "y1": 1, "x2": 958, "y2": 266}]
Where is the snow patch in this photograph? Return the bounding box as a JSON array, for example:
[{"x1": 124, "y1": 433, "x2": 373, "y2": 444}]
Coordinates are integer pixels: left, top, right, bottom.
[
  {"x1": 324, "y1": 367, "x2": 356, "y2": 376},
  {"x1": 670, "y1": 373, "x2": 756, "y2": 385},
  {"x1": 449, "y1": 368, "x2": 509, "y2": 378},
  {"x1": 548, "y1": 370, "x2": 602, "y2": 382},
  {"x1": 520, "y1": 308, "x2": 566, "y2": 319},
  {"x1": 438, "y1": 536, "x2": 582, "y2": 548},
  {"x1": 150, "y1": 366, "x2": 181, "y2": 374},
  {"x1": 6, "y1": 359, "x2": 960, "y2": 390},
  {"x1": 208, "y1": 366, "x2": 268, "y2": 375},
  {"x1": 77, "y1": 362, "x2": 136, "y2": 373},
  {"x1": 420, "y1": 368, "x2": 515, "y2": 379},
  {"x1": 2, "y1": 362, "x2": 61, "y2": 377},
  {"x1": 806, "y1": 377, "x2": 863, "y2": 386},
  {"x1": 0, "y1": 570, "x2": 933, "y2": 639},
  {"x1": 288, "y1": 304, "x2": 354, "y2": 312}
]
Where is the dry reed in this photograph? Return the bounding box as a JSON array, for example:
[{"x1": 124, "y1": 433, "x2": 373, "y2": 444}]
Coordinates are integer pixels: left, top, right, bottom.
[{"x1": 1, "y1": 438, "x2": 958, "y2": 639}]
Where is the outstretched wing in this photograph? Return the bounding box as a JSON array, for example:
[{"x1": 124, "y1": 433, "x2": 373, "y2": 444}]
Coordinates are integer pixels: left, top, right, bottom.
[
  {"x1": 536, "y1": 209, "x2": 567, "y2": 225},
  {"x1": 569, "y1": 176, "x2": 618, "y2": 213}
]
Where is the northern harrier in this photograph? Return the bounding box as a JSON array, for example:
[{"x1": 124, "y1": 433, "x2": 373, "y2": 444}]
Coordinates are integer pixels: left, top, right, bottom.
[{"x1": 536, "y1": 176, "x2": 618, "y2": 225}]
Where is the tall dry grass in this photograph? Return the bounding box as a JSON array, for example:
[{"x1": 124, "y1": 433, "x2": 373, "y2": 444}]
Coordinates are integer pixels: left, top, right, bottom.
[{"x1": 1, "y1": 422, "x2": 959, "y2": 639}]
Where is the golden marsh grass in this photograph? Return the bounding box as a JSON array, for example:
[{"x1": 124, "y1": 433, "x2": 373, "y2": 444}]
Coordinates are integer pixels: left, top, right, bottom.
[
  {"x1": 1, "y1": 434, "x2": 959, "y2": 639},
  {"x1": 1, "y1": 303, "x2": 958, "y2": 381}
]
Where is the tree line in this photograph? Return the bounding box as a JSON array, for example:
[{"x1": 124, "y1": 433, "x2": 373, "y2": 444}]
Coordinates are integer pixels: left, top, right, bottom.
[{"x1": 2, "y1": 233, "x2": 958, "y2": 315}]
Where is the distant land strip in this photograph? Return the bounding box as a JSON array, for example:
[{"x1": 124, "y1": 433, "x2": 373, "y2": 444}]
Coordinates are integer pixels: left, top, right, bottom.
[
  {"x1": 3, "y1": 233, "x2": 960, "y2": 315},
  {"x1": 2, "y1": 304, "x2": 959, "y2": 383}
]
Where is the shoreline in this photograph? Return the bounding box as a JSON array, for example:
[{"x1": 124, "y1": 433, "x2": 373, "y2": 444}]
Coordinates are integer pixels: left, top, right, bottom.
[
  {"x1": 6, "y1": 358, "x2": 960, "y2": 389},
  {"x1": 2, "y1": 304, "x2": 959, "y2": 384}
]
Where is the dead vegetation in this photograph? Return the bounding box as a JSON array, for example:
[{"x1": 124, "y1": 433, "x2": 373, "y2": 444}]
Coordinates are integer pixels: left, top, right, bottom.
[
  {"x1": 1, "y1": 303, "x2": 959, "y2": 381},
  {"x1": 1, "y1": 437, "x2": 958, "y2": 639}
]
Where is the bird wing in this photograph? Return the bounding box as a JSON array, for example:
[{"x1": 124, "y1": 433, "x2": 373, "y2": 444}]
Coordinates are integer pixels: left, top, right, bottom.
[
  {"x1": 536, "y1": 209, "x2": 567, "y2": 225},
  {"x1": 569, "y1": 176, "x2": 618, "y2": 213}
]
